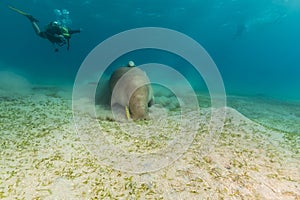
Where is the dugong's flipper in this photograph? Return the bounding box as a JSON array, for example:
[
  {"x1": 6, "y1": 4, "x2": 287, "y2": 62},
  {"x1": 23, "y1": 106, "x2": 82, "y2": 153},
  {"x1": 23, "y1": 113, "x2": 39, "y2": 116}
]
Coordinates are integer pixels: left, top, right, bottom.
[{"x1": 125, "y1": 106, "x2": 131, "y2": 120}]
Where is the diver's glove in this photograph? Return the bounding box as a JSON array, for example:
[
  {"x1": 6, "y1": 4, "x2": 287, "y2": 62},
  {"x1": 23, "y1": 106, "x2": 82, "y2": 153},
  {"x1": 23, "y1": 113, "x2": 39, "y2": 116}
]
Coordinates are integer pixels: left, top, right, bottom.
[{"x1": 26, "y1": 15, "x2": 39, "y2": 23}]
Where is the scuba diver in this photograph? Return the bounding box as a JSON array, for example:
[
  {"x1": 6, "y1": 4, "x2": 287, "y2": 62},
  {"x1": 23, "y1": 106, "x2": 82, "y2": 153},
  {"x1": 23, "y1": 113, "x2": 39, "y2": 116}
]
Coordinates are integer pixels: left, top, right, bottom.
[{"x1": 8, "y1": 6, "x2": 81, "y2": 52}]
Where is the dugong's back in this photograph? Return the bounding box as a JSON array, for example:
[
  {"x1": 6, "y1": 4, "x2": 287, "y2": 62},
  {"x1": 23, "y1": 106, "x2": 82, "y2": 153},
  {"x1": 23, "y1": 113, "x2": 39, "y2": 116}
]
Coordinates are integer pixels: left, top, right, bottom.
[{"x1": 109, "y1": 67, "x2": 131, "y2": 92}]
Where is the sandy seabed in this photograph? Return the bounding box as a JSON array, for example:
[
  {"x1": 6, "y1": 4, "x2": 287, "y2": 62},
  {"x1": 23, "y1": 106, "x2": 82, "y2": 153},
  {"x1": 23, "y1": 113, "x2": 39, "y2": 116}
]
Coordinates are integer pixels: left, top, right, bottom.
[{"x1": 0, "y1": 86, "x2": 299, "y2": 200}]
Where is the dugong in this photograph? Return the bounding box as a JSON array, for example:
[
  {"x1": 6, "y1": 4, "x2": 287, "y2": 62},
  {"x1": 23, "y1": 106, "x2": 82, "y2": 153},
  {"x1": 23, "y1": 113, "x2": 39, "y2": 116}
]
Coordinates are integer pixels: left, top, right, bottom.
[{"x1": 109, "y1": 66, "x2": 154, "y2": 120}]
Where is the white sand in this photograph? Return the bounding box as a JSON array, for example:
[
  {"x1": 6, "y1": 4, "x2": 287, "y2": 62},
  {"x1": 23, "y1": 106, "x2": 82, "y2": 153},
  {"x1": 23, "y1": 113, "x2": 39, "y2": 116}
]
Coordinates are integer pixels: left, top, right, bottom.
[{"x1": 0, "y1": 89, "x2": 299, "y2": 199}]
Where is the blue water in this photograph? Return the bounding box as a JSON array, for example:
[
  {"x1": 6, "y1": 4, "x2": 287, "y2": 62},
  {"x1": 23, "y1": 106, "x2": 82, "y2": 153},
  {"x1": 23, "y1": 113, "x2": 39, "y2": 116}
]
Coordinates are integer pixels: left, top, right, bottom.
[
  {"x1": 0, "y1": 2, "x2": 300, "y2": 198},
  {"x1": 0, "y1": 0, "x2": 300, "y2": 100}
]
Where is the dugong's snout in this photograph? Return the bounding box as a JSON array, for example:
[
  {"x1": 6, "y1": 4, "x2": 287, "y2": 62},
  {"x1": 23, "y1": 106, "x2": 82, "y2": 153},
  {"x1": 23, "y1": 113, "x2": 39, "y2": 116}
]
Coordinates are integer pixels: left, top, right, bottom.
[
  {"x1": 129, "y1": 86, "x2": 151, "y2": 120},
  {"x1": 130, "y1": 103, "x2": 149, "y2": 120}
]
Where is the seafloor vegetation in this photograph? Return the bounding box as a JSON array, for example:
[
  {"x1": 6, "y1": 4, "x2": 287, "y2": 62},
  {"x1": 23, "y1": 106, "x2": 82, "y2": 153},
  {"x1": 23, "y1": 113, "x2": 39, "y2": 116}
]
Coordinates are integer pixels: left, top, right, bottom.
[{"x1": 0, "y1": 86, "x2": 299, "y2": 199}]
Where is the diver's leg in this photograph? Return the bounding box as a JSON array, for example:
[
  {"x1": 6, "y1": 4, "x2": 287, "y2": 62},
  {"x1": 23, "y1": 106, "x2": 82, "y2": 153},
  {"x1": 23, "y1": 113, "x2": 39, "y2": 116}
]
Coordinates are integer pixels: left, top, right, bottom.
[
  {"x1": 25, "y1": 15, "x2": 39, "y2": 23},
  {"x1": 31, "y1": 21, "x2": 42, "y2": 35},
  {"x1": 25, "y1": 15, "x2": 46, "y2": 38}
]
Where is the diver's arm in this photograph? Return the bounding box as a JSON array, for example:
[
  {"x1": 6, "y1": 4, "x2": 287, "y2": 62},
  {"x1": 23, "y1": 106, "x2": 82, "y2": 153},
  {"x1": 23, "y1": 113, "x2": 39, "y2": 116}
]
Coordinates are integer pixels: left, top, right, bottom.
[{"x1": 69, "y1": 29, "x2": 81, "y2": 34}]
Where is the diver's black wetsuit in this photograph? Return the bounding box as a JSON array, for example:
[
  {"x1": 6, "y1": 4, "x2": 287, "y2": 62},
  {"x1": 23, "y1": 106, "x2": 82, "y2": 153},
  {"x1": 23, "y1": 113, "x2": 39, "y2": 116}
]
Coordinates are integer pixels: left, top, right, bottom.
[
  {"x1": 37, "y1": 22, "x2": 80, "y2": 50},
  {"x1": 26, "y1": 15, "x2": 80, "y2": 51},
  {"x1": 9, "y1": 6, "x2": 80, "y2": 51}
]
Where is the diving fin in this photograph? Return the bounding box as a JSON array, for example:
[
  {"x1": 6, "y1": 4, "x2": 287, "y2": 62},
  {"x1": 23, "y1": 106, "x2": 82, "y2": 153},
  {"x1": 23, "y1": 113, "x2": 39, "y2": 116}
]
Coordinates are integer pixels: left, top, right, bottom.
[{"x1": 8, "y1": 5, "x2": 39, "y2": 22}]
